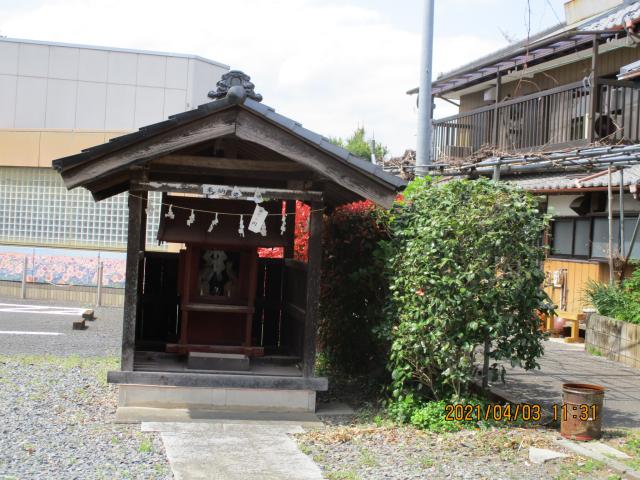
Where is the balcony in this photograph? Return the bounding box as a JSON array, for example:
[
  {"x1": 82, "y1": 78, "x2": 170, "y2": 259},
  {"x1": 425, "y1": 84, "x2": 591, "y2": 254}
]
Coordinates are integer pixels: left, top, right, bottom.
[{"x1": 432, "y1": 79, "x2": 640, "y2": 163}]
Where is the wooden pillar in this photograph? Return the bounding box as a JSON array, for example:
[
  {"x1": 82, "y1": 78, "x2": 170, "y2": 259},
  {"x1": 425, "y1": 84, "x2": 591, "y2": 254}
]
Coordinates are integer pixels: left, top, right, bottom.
[
  {"x1": 121, "y1": 190, "x2": 147, "y2": 371},
  {"x1": 302, "y1": 200, "x2": 323, "y2": 377},
  {"x1": 492, "y1": 68, "x2": 502, "y2": 147},
  {"x1": 588, "y1": 35, "x2": 599, "y2": 144}
]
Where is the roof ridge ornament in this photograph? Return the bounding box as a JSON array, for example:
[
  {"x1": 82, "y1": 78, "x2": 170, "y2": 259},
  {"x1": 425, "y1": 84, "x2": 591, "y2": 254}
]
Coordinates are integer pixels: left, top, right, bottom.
[{"x1": 208, "y1": 70, "x2": 263, "y2": 103}]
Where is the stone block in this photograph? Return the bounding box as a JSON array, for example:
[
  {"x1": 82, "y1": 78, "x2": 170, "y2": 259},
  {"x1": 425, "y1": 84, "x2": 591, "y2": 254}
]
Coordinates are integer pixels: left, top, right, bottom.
[
  {"x1": 117, "y1": 384, "x2": 317, "y2": 412},
  {"x1": 72, "y1": 319, "x2": 86, "y2": 330},
  {"x1": 529, "y1": 447, "x2": 567, "y2": 464},
  {"x1": 188, "y1": 352, "x2": 250, "y2": 371}
]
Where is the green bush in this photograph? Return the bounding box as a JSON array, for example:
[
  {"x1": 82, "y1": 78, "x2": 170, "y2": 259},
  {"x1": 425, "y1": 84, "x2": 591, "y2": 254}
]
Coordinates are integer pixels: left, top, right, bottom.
[
  {"x1": 387, "y1": 395, "x2": 493, "y2": 432},
  {"x1": 585, "y1": 266, "x2": 640, "y2": 324},
  {"x1": 383, "y1": 178, "x2": 550, "y2": 401},
  {"x1": 318, "y1": 200, "x2": 390, "y2": 377}
]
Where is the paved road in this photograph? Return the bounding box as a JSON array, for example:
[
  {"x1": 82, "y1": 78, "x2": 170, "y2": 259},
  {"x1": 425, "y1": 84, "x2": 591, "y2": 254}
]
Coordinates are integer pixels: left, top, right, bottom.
[
  {"x1": 0, "y1": 296, "x2": 123, "y2": 356},
  {"x1": 493, "y1": 339, "x2": 640, "y2": 428}
]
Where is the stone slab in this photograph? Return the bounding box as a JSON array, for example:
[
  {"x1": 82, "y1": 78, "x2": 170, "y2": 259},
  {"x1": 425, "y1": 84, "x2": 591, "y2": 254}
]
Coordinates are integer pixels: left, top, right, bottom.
[
  {"x1": 188, "y1": 352, "x2": 250, "y2": 371},
  {"x1": 529, "y1": 447, "x2": 567, "y2": 464},
  {"x1": 585, "y1": 442, "x2": 631, "y2": 460},
  {"x1": 555, "y1": 439, "x2": 640, "y2": 480},
  {"x1": 150, "y1": 421, "x2": 323, "y2": 480}
]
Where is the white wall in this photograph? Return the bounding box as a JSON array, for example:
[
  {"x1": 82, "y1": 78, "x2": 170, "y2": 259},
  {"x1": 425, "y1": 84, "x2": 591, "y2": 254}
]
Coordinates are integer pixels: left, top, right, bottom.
[
  {"x1": 0, "y1": 39, "x2": 228, "y2": 131},
  {"x1": 548, "y1": 193, "x2": 640, "y2": 217}
]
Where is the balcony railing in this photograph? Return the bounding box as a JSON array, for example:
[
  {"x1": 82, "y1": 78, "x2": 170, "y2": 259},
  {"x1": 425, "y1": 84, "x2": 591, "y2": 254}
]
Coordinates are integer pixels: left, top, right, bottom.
[{"x1": 432, "y1": 79, "x2": 640, "y2": 163}]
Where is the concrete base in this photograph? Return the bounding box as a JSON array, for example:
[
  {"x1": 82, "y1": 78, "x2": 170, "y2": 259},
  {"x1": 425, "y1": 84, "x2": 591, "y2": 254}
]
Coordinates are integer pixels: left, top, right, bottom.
[
  {"x1": 114, "y1": 406, "x2": 323, "y2": 426},
  {"x1": 188, "y1": 352, "x2": 250, "y2": 371},
  {"x1": 118, "y1": 384, "x2": 317, "y2": 413}
]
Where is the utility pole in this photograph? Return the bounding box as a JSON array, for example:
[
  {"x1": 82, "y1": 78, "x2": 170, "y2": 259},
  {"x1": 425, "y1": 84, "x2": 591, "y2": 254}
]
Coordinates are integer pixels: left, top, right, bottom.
[
  {"x1": 416, "y1": 0, "x2": 435, "y2": 176},
  {"x1": 369, "y1": 138, "x2": 377, "y2": 164}
]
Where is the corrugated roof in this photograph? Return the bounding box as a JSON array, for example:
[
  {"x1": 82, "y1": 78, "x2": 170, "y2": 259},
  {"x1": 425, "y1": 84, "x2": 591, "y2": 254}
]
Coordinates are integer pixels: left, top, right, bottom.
[
  {"x1": 505, "y1": 164, "x2": 640, "y2": 190},
  {"x1": 426, "y1": 1, "x2": 640, "y2": 96}
]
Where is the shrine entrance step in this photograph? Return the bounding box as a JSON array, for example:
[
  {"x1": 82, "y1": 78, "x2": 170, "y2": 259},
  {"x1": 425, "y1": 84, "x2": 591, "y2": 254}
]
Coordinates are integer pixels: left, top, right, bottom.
[{"x1": 188, "y1": 352, "x2": 250, "y2": 371}]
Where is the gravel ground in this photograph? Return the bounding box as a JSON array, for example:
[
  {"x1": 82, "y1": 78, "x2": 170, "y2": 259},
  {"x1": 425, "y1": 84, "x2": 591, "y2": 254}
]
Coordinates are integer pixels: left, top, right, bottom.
[
  {"x1": 0, "y1": 355, "x2": 171, "y2": 480},
  {"x1": 296, "y1": 422, "x2": 630, "y2": 480},
  {"x1": 0, "y1": 297, "x2": 123, "y2": 356}
]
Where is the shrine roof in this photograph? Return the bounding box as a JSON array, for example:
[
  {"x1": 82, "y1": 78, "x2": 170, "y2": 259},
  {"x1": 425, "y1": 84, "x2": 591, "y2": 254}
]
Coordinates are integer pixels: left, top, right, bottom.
[{"x1": 52, "y1": 71, "x2": 404, "y2": 208}]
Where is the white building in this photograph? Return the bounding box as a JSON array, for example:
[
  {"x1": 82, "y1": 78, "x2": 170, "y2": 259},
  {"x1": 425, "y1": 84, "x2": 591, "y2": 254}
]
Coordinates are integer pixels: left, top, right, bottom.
[{"x1": 0, "y1": 37, "x2": 229, "y2": 250}]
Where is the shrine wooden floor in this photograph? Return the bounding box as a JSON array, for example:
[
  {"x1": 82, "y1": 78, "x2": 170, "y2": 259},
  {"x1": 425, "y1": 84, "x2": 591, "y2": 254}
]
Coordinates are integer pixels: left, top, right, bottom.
[{"x1": 133, "y1": 351, "x2": 303, "y2": 377}]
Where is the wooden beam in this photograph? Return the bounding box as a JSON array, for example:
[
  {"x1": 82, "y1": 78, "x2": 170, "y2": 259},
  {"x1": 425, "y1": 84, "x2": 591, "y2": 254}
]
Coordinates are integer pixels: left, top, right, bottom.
[
  {"x1": 121, "y1": 190, "x2": 146, "y2": 371},
  {"x1": 235, "y1": 110, "x2": 396, "y2": 208},
  {"x1": 62, "y1": 109, "x2": 237, "y2": 189},
  {"x1": 302, "y1": 200, "x2": 324, "y2": 377},
  {"x1": 152, "y1": 154, "x2": 306, "y2": 172},
  {"x1": 132, "y1": 180, "x2": 323, "y2": 202}
]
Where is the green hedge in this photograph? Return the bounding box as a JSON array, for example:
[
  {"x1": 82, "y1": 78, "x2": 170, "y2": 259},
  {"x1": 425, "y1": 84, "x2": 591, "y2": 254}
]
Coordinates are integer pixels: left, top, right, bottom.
[
  {"x1": 383, "y1": 178, "x2": 550, "y2": 401},
  {"x1": 318, "y1": 200, "x2": 389, "y2": 377}
]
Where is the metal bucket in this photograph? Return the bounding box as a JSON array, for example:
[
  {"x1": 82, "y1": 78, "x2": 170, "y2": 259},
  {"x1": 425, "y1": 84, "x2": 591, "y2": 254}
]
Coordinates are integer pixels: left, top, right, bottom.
[{"x1": 560, "y1": 383, "x2": 605, "y2": 441}]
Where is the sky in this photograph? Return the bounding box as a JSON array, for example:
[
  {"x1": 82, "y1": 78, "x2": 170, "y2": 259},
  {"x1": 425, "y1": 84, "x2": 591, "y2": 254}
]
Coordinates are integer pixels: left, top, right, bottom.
[{"x1": 0, "y1": 0, "x2": 567, "y2": 156}]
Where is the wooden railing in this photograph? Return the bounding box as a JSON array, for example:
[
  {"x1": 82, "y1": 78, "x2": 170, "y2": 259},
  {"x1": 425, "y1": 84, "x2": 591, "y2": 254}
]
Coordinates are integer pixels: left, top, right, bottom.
[
  {"x1": 596, "y1": 79, "x2": 640, "y2": 143},
  {"x1": 432, "y1": 80, "x2": 640, "y2": 163}
]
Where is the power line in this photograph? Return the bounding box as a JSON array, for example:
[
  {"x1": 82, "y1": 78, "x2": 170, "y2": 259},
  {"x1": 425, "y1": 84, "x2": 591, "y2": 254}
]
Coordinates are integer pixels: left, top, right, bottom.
[{"x1": 544, "y1": 0, "x2": 563, "y2": 25}]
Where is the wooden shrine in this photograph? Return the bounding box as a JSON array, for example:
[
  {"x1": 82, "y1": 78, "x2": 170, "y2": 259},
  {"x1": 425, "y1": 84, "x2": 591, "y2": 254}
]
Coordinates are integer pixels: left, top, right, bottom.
[
  {"x1": 157, "y1": 196, "x2": 290, "y2": 356},
  {"x1": 51, "y1": 71, "x2": 404, "y2": 412}
]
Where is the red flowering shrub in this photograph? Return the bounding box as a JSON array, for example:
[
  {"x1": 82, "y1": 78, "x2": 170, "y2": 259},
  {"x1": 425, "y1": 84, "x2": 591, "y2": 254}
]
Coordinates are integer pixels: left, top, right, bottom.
[
  {"x1": 294, "y1": 201, "x2": 310, "y2": 262},
  {"x1": 257, "y1": 201, "x2": 308, "y2": 260},
  {"x1": 318, "y1": 200, "x2": 389, "y2": 377}
]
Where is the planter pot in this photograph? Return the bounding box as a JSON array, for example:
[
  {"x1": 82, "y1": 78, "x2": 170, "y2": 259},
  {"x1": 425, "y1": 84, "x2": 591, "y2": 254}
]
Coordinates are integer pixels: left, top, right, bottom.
[{"x1": 585, "y1": 314, "x2": 640, "y2": 369}]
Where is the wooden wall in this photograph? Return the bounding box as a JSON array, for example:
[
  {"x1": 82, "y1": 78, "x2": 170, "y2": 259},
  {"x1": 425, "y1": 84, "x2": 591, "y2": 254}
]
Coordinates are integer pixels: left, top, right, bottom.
[{"x1": 542, "y1": 258, "x2": 603, "y2": 313}]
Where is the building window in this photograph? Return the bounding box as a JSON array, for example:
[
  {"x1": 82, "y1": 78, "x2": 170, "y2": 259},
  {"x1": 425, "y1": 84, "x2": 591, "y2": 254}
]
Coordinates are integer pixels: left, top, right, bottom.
[
  {"x1": 551, "y1": 218, "x2": 590, "y2": 257},
  {"x1": 551, "y1": 216, "x2": 640, "y2": 260}
]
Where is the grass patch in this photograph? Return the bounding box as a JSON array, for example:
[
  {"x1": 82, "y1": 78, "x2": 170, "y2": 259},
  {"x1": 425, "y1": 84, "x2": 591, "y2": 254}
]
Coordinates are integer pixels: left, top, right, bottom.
[
  {"x1": 0, "y1": 354, "x2": 118, "y2": 385},
  {"x1": 299, "y1": 443, "x2": 312, "y2": 455},
  {"x1": 557, "y1": 458, "x2": 606, "y2": 479},
  {"x1": 359, "y1": 447, "x2": 378, "y2": 467},
  {"x1": 138, "y1": 438, "x2": 153, "y2": 454},
  {"x1": 419, "y1": 455, "x2": 435, "y2": 468},
  {"x1": 326, "y1": 470, "x2": 361, "y2": 480},
  {"x1": 586, "y1": 346, "x2": 602, "y2": 357}
]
